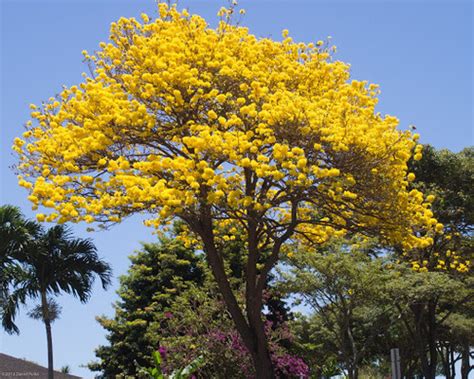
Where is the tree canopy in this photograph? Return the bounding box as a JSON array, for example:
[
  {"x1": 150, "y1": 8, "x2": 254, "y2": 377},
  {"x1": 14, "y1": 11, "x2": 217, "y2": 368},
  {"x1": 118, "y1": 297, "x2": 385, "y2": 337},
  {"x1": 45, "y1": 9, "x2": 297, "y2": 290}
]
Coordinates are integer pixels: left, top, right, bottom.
[{"x1": 13, "y1": 3, "x2": 443, "y2": 376}]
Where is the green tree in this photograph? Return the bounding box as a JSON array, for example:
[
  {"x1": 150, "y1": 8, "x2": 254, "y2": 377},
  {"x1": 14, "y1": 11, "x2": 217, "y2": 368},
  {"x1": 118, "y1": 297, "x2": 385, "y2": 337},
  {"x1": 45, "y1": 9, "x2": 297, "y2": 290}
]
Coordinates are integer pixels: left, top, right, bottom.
[
  {"x1": 89, "y1": 236, "x2": 205, "y2": 376},
  {"x1": 410, "y1": 146, "x2": 473, "y2": 229},
  {"x1": 401, "y1": 145, "x2": 474, "y2": 378},
  {"x1": 279, "y1": 240, "x2": 394, "y2": 379},
  {"x1": 386, "y1": 265, "x2": 472, "y2": 378},
  {"x1": 2, "y1": 221, "x2": 111, "y2": 379}
]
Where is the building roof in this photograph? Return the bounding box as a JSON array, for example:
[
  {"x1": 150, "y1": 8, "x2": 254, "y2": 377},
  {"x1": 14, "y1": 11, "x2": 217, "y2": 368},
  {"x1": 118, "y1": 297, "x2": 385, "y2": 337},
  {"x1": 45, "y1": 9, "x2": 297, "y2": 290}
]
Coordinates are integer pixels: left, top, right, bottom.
[{"x1": 0, "y1": 353, "x2": 82, "y2": 379}]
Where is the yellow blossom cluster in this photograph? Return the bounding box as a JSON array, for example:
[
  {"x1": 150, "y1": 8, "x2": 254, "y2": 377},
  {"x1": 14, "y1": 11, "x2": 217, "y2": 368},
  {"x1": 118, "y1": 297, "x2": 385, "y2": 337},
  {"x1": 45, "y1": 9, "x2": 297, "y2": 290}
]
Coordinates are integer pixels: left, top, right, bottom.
[
  {"x1": 15, "y1": 3, "x2": 436, "y2": 249},
  {"x1": 410, "y1": 252, "x2": 470, "y2": 274},
  {"x1": 407, "y1": 222, "x2": 471, "y2": 274}
]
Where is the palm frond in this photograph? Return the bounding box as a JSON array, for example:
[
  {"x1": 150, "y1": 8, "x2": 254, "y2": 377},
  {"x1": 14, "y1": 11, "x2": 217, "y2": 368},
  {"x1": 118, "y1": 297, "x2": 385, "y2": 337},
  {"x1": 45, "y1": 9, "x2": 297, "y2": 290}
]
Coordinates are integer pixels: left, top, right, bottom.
[{"x1": 27, "y1": 298, "x2": 62, "y2": 322}]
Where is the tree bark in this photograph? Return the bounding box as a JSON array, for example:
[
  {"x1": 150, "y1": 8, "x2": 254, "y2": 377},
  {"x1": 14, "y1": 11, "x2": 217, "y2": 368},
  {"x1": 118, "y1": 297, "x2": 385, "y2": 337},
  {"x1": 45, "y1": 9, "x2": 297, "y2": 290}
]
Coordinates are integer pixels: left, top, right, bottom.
[
  {"x1": 426, "y1": 301, "x2": 438, "y2": 379},
  {"x1": 247, "y1": 306, "x2": 274, "y2": 379},
  {"x1": 440, "y1": 345, "x2": 451, "y2": 379},
  {"x1": 414, "y1": 309, "x2": 431, "y2": 378},
  {"x1": 449, "y1": 346, "x2": 455, "y2": 379},
  {"x1": 41, "y1": 290, "x2": 54, "y2": 379},
  {"x1": 461, "y1": 341, "x2": 471, "y2": 379},
  {"x1": 246, "y1": 216, "x2": 274, "y2": 378},
  {"x1": 412, "y1": 303, "x2": 436, "y2": 379},
  {"x1": 346, "y1": 318, "x2": 358, "y2": 379},
  {"x1": 195, "y1": 208, "x2": 275, "y2": 378}
]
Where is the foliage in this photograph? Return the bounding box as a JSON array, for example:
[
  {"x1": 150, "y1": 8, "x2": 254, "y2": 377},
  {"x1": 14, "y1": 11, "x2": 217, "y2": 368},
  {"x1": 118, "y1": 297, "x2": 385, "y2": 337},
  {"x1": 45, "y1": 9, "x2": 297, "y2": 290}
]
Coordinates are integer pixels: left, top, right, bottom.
[
  {"x1": 27, "y1": 297, "x2": 62, "y2": 322},
  {"x1": 15, "y1": 4, "x2": 433, "y2": 250},
  {"x1": 169, "y1": 355, "x2": 205, "y2": 379},
  {"x1": 138, "y1": 351, "x2": 205, "y2": 379},
  {"x1": 89, "y1": 236, "x2": 205, "y2": 376},
  {"x1": 281, "y1": 240, "x2": 473, "y2": 378},
  {"x1": 280, "y1": 240, "x2": 394, "y2": 378},
  {"x1": 0, "y1": 205, "x2": 40, "y2": 258},
  {"x1": 60, "y1": 365, "x2": 71, "y2": 374},
  {"x1": 4, "y1": 224, "x2": 112, "y2": 327},
  {"x1": 141, "y1": 350, "x2": 164, "y2": 379},
  {"x1": 149, "y1": 275, "x2": 250, "y2": 377},
  {"x1": 410, "y1": 145, "x2": 473, "y2": 228},
  {"x1": 1, "y1": 206, "x2": 112, "y2": 333},
  {"x1": 150, "y1": 275, "x2": 308, "y2": 378},
  {"x1": 279, "y1": 145, "x2": 473, "y2": 378},
  {"x1": 386, "y1": 266, "x2": 472, "y2": 377}
]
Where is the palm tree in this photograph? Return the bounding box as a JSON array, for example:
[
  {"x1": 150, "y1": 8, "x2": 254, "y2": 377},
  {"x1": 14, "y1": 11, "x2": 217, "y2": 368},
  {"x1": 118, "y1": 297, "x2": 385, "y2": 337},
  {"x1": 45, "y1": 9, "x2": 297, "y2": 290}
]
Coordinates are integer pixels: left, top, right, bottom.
[
  {"x1": 0, "y1": 205, "x2": 40, "y2": 333},
  {"x1": 1, "y1": 209, "x2": 112, "y2": 379},
  {"x1": 0, "y1": 205, "x2": 41, "y2": 254}
]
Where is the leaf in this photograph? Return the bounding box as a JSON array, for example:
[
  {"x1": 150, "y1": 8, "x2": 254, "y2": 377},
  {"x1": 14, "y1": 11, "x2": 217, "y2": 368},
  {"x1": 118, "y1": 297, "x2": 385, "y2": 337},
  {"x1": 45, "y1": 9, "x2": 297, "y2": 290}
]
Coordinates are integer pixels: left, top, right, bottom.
[
  {"x1": 152, "y1": 350, "x2": 162, "y2": 367},
  {"x1": 170, "y1": 355, "x2": 205, "y2": 378}
]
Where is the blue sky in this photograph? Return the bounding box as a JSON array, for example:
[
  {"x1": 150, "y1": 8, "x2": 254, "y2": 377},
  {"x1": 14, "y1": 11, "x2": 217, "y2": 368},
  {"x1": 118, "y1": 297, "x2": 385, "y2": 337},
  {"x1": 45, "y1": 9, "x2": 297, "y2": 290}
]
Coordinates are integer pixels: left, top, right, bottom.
[{"x1": 0, "y1": 0, "x2": 472, "y2": 377}]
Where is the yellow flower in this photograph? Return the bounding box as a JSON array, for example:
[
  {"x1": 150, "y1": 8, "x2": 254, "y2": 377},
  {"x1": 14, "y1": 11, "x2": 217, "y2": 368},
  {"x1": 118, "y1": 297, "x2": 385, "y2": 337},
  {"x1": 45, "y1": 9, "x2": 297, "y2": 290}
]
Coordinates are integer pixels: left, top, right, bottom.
[
  {"x1": 208, "y1": 110, "x2": 218, "y2": 120},
  {"x1": 216, "y1": 94, "x2": 227, "y2": 103}
]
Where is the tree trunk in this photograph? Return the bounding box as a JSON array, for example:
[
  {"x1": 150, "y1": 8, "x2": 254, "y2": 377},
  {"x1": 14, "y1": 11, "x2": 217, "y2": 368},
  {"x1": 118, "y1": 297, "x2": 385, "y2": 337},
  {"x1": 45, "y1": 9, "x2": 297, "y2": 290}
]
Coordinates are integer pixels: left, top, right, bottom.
[
  {"x1": 461, "y1": 341, "x2": 471, "y2": 379},
  {"x1": 346, "y1": 320, "x2": 358, "y2": 379},
  {"x1": 196, "y1": 211, "x2": 275, "y2": 378},
  {"x1": 247, "y1": 293, "x2": 274, "y2": 378},
  {"x1": 412, "y1": 303, "x2": 436, "y2": 379},
  {"x1": 414, "y1": 317, "x2": 430, "y2": 378},
  {"x1": 246, "y1": 215, "x2": 274, "y2": 378},
  {"x1": 449, "y1": 346, "x2": 455, "y2": 379},
  {"x1": 426, "y1": 301, "x2": 438, "y2": 379},
  {"x1": 438, "y1": 344, "x2": 450, "y2": 379},
  {"x1": 41, "y1": 290, "x2": 54, "y2": 379},
  {"x1": 445, "y1": 345, "x2": 452, "y2": 379},
  {"x1": 251, "y1": 335, "x2": 274, "y2": 379}
]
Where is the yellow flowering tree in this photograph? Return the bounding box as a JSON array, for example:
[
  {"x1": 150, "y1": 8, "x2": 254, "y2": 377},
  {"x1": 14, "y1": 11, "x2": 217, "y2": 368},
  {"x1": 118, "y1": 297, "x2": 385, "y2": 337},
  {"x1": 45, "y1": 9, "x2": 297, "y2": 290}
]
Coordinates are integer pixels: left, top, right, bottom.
[
  {"x1": 14, "y1": 4, "x2": 437, "y2": 376},
  {"x1": 405, "y1": 145, "x2": 472, "y2": 274}
]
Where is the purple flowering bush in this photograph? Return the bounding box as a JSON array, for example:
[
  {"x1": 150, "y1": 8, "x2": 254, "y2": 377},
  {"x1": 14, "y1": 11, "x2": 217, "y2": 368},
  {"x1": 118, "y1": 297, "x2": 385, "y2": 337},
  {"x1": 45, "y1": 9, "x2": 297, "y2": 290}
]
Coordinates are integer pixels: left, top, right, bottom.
[{"x1": 149, "y1": 280, "x2": 308, "y2": 378}]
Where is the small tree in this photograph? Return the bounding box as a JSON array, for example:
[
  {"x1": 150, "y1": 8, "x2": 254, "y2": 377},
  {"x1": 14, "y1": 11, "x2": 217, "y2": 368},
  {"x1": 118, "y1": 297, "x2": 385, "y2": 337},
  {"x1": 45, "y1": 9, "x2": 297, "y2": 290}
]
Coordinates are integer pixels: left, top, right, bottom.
[
  {"x1": 60, "y1": 365, "x2": 71, "y2": 374},
  {"x1": 279, "y1": 240, "x2": 394, "y2": 378},
  {"x1": 15, "y1": 3, "x2": 436, "y2": 376},
  {"x1": 3, "y1": 223, "x2": 111, "y2": 379},
  {"x1": 0, "y1": 205, "x2": 40, "y2": 334},
  {"x1": 90, "y1": 236, "x2": 205, "y2": 376}
]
